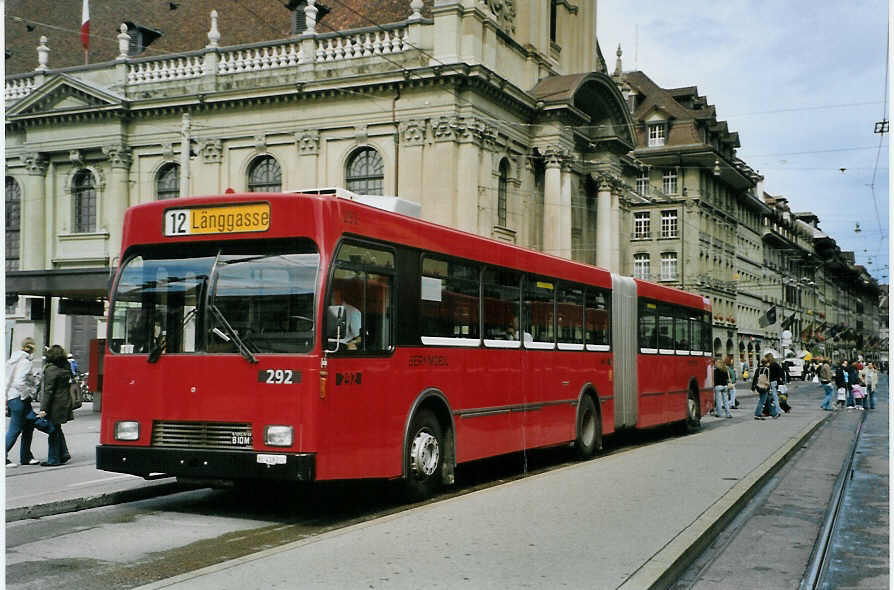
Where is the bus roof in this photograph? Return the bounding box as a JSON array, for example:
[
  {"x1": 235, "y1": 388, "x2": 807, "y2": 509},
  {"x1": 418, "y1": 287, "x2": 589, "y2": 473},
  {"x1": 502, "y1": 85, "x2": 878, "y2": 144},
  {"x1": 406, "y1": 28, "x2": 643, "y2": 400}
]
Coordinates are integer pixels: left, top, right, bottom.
[{"x1": 121, "y1": 191, "x2": 707, "y2": 309}]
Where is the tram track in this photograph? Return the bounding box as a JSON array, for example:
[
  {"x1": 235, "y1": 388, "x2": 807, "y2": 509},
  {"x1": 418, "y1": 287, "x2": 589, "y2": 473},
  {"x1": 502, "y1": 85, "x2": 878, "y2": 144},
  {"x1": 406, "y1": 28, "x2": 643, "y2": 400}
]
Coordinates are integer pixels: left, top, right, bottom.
[{"x1": 800, "y1": 408, "x2": 868, "y2": 590}]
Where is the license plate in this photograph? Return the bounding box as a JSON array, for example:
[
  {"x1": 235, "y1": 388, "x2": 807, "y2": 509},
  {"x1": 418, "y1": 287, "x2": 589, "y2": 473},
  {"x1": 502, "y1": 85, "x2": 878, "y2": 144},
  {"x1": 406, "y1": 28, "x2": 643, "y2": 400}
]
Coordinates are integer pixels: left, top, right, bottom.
[
  {"x1": 256, "y1": 454, "x2": 286, "y2": 466},
  {"x1": 164, "y1": 203, "x2": 270, "y2": 236}
]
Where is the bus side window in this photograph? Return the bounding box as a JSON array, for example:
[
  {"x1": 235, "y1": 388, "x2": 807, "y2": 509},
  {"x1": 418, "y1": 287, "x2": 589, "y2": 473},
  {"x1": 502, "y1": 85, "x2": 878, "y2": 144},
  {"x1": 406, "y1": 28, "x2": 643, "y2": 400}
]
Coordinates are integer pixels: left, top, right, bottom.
[
  {"x1": 483, "y1": 267, "x2": 521, "y2": 344},
  {"x1": 557, "y1": 285, "x2": 584, "y2": 350},
  {"x1": 585, "y1": 288, "x2": 610, "y2": 351},
  {"x1": 639, "y1": 301, "x2": 657, "y2": 353},
  {"x1": 657, "y1": 305, "x2": 674, "y2": 353}
]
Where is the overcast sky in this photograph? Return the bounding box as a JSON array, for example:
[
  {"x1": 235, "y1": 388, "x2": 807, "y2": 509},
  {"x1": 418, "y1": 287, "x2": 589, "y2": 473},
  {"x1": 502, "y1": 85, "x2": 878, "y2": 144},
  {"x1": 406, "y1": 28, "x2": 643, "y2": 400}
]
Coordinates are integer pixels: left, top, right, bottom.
[{"x1": 597, "y1": 1, "x2": 890, "y2": 283}]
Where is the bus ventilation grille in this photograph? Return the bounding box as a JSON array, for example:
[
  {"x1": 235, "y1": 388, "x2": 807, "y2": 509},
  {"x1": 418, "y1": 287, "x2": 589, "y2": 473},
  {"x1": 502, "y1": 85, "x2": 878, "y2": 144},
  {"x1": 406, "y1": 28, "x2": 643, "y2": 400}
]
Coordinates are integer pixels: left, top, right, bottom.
[{"x1": 151, "y1": 421, "x2": 253, "y2": 449}]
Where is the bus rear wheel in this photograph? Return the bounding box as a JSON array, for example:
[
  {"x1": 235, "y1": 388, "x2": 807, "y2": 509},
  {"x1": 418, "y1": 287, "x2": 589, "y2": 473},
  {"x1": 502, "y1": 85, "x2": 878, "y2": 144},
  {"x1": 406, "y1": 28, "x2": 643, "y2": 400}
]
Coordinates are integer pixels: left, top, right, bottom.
[
  {"x1": 575, "y1": 396, "x2": 601, "y2": 459},
  {"x1": 404, "y1": 409, "x2": 443, "y2": 501}
]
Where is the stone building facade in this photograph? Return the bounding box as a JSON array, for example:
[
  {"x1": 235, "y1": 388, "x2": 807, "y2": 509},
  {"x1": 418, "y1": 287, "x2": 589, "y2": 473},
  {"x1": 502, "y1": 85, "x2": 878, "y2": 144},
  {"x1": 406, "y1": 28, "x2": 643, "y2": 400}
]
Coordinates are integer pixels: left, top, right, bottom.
[{"x1": 5, "y1": 0, "x2": 637, "y2": 359}]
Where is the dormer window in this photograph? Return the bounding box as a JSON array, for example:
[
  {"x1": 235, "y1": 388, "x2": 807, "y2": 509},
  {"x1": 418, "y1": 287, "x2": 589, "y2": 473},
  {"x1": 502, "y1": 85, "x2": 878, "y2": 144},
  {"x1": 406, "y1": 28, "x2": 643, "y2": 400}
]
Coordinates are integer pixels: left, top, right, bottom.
[
  {"x1": 648, "y1": 123, "x2": 666, "y2": 147},
  {"x1": 288, "y1": 0, "x2": 331, "y2": 35},
  {"x1": 124, "y1": 22, "x2": 162, "y2": 56}
]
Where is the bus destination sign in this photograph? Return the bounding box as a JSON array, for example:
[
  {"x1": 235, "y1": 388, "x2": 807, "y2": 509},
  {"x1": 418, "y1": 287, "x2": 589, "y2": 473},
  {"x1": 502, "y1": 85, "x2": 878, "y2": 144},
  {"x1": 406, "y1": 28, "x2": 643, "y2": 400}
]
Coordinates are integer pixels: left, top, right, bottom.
[{"x1": 163, "y1": 203, "x2": 271, "y2": 237}]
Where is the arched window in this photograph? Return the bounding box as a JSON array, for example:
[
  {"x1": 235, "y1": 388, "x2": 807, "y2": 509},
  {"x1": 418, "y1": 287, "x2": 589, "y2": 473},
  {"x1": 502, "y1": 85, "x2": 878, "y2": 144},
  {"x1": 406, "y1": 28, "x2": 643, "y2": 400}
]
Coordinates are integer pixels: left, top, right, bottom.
[
  {"x1": 5, "y1": 177, "x2": 21, "y2": 271},
  {"x1": 497, "y1": 158, "x2": 509, "y2": 226},
  {"x1": 247, "y1": 155, "x2": 282, "y2": 192},
  {"x1": 73, "y1": 169, "x2": 96, "y2": 233},
  {"x1": 156, "y1": 163, "x2": 180, "y2": 200},
  {"x1": 345, "y1": 147, "x2": 384, "y2": 195}
]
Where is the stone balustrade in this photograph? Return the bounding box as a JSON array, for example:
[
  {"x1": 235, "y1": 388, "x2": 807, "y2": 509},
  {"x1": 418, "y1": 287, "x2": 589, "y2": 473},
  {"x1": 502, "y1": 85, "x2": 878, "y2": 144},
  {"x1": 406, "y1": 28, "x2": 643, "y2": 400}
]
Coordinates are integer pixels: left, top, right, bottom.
[
  {"x1": 6, "y1": 19, "x2": 417, "y2": 102},
  {"x1": 217, "y1": 42, "x2": 304, "y2": 75},
  {"x1": 5, "y1": 76, "x2": 35, "y2": 101},
  {"x1": 128, "y1": 54, "x2": 206, "y2": 84},
  {"x1": 314, "y1": 27, "x2": 408, "y2": 62}
]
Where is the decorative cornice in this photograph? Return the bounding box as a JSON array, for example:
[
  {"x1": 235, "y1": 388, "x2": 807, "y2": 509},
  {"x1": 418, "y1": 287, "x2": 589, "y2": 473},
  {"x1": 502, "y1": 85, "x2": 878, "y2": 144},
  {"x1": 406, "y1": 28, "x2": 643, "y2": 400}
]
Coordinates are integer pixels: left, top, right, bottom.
[
  {"x1": 400, "y1": 119, "x2": 427, "y2": 146},
  {"x1": 482, "y1": 0, "x2": 517, "y2": 34},
  {"x1": 102, "y1": 144, "x2": 132, "y2": 169},
  {"x1": 202, "y1": 138, "x2": 223, "y2": 163},
  {"x1": 254, "y1": 134, "x2": 267, "y2": 153},
  {"x1": 540, "y1": 145, "x2": 568, "y2": 169},
  {"x1": 21, "y1": 152, "x2": 48, "y2": 176},
  {"x1": 294, "y1": 129, "x2": 320, "y2": 154},
  {"x1": 69, "y1": 149, "x2": 84, "y2": 168}
]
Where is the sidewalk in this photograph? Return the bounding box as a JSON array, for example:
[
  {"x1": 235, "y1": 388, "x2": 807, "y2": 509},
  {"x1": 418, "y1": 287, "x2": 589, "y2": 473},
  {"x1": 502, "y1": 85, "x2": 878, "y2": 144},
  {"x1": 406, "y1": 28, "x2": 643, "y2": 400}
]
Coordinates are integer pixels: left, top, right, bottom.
[
  {"x1": 5, "y1": 403, "x2": 180, "y2": 522},
  {"x1": 2, "y1": 380, "x2": 815, "y2": 524},
  {"x1": 133, "y1": 381, "x2": 835, "y2": 590}
]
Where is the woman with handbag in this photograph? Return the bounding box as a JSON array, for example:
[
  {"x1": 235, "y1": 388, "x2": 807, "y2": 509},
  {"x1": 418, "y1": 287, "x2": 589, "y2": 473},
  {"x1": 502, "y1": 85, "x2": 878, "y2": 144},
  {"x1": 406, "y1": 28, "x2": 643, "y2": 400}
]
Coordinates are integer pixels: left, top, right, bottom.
[{"x1": 36, "y1": 345, "x2": 72, "y2": 466}]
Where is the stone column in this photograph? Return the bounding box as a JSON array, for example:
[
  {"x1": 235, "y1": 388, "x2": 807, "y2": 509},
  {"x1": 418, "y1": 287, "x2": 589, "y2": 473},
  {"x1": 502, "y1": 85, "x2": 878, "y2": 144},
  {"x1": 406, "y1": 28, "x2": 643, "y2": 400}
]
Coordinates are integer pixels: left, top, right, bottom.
[
  {"x1": 610, "y1": 184, "x2": 621, "y2": 273},
  {"x1": 596, "y1": 176, "x2": 612, "y2": 269},
  {"x1": 102, "y1": 145, "x2": 131, "y2": 263},
  {"x1": 453, "y1": 118, "x2": 482, "y2": 234},
  {"x1": 558, "y1": 163, "x2": 573, "y2": 260},
  {"x1": 542, "y1": 147, "x2": 563, "y2": 257},
  {"x1": 398, "y1": 119, "x2": 426, "y2": 205},
  {"x1": 20, "y1": 153, "x2": 48, "y2": 270}
]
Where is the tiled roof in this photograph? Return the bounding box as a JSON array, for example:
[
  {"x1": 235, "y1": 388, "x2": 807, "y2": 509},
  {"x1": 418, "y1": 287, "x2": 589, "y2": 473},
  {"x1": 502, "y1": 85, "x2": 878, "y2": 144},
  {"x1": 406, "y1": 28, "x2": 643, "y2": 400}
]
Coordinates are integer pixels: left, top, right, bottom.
[{"x1": 5, "y1": 0, "x2": 430, "y2": 76}]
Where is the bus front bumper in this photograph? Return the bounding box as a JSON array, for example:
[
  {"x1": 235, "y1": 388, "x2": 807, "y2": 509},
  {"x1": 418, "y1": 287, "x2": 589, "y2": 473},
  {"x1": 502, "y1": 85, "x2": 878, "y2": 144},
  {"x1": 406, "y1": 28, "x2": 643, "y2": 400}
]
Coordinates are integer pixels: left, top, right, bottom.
[{"x1": 96, "y1": 445, "x2": 315, "y2": 482}]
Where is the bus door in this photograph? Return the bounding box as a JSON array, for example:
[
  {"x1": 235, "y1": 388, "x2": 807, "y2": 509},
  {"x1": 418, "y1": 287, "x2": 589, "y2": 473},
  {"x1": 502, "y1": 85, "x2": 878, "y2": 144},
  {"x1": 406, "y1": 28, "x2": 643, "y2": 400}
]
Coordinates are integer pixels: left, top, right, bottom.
[
  {"x1": 319, "y1": 243, "x2": 400, "y2": 480},
  {"x1": 521, "y1": 277, "x2": 565, "y2": 448},
  {"x1": 472, "y1": 267, "x2": 523, "y2": 459}
]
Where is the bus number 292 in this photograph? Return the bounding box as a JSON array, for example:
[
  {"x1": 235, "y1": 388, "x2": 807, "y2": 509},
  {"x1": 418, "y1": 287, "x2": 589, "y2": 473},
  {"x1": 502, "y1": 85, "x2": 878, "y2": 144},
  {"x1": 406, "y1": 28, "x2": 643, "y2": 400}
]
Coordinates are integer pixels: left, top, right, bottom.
[{"x1": 259, "y1": 369, "x2": 298, "y2": 384}]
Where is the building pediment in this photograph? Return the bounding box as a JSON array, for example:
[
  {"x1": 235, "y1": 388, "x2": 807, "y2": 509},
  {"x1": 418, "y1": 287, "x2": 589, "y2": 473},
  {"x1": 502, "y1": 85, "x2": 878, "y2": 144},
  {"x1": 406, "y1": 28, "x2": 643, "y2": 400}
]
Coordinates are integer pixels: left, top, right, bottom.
[
  {"x1": 529, "y1": 71, "x2": 635, "y2": 152},
  {"x1": 7, "y1": 74, "x2": 126, "y2": 119}
]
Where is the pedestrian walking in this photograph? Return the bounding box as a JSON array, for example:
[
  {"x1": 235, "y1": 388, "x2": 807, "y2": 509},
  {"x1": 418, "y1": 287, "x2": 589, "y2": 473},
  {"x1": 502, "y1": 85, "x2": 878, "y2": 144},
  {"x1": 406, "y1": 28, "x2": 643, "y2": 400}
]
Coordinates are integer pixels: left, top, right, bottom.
[
  {"x1": 36, "y1": 345, "x2": 72, "y2": 466},
  {"x1": 713, "y1": 358, "x2": 732, "y2": 418},
  {"x1": 860, "y1": 362, "x2": 879, "y2": 410},
  {"x1": 819, "y1": 359, "x2": 836, "y2": 411},
  {"x1": 846, "y1": 360, "x2": 860, "y2": 409},
  {"x1": 725, "y1": 355, "x2": 738, "y2": 409},
  {"x1": 751, "y1": 354, "x2": 780, "y2": 420},
  {"x1": 6, "y1": 337, "x2": 41, "y2": 466}
]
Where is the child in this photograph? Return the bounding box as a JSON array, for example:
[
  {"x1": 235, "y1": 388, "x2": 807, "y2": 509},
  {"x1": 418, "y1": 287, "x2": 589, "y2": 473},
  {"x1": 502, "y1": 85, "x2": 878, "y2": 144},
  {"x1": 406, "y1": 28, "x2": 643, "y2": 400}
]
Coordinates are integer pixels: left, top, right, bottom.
[
  {"x1": 836, "y1": 387, "x2": 846, "y2": 409},
  {"x1": 852, "y1": 383, "x2": 865, "y2": 410}
]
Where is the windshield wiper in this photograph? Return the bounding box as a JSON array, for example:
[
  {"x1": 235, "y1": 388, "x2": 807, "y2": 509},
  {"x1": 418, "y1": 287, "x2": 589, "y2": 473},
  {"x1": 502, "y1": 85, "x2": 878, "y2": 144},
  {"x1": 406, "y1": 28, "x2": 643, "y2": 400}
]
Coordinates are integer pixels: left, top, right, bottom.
[{"x1": 210, "y1": 304, "x2": 258, "y2": 363}]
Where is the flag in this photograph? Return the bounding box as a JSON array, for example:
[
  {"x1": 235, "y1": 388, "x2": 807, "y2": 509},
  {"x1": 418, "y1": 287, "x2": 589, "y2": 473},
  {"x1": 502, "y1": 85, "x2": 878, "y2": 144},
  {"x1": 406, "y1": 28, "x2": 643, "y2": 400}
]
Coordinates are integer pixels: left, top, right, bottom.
[
  {"x1": 759, "y1": 305, "x2": 776, "y2": 328},
  {"x1": 780, "y1": 313, "x2": 795, "y2": 330},
  {"x1": 80, "y1": 0, "x2": 90, "y2": 50}
]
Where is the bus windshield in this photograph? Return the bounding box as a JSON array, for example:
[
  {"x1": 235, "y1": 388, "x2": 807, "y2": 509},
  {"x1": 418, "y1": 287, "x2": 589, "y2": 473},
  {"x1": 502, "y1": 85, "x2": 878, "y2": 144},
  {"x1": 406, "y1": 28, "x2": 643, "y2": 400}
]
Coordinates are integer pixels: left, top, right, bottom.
[{"x1": 110, "y1": 241, "x2": 319, "y2": 356}]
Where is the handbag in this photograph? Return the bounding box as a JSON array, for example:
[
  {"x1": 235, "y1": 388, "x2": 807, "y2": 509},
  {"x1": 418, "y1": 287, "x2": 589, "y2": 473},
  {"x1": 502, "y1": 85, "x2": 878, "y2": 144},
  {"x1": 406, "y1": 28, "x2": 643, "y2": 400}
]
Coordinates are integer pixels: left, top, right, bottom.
[
  {"x1": 26, "y1": 409, "x2": 55, "y2": 434},
  {"x1": 69, "y1": 375, "x2": 83, "y2": 411}
]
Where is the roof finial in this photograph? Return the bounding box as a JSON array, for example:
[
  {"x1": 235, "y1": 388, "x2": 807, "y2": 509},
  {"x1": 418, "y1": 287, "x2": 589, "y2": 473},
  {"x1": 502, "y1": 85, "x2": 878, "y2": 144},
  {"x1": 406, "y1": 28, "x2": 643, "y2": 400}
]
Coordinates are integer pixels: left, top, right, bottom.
[
  {"x1": 36, "y1": 35, "x2": 49, "y2": 71},
  {"x1": 117, "y1": 24, "x2": 131, "y2": 59},
  {"x1": 304, "y1": 0, "x2": 318, "y2": 34},
  {"x1": 207, "y1": 10, "x2": 220, "y2": 48},
  {"x1": 614, "y1": 44, "x2": 623, "y2": 77}
]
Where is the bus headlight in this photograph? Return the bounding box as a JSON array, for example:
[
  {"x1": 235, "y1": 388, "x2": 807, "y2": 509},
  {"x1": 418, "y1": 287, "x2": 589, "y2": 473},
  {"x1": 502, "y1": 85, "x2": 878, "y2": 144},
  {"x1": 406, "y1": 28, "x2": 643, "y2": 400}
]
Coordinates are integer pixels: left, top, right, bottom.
[
  {"x1": 115, "y1": 421, "x2": 140, "y2": 441},
  {"x1": 264, "y1": 425, "x2": 293, "y2": 447}
]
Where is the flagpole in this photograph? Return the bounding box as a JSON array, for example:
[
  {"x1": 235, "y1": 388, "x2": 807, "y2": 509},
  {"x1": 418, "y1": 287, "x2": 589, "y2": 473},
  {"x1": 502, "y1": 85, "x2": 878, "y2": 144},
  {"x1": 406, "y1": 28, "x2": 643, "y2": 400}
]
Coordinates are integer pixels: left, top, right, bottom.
[{"x1": 84, "y1": 48, "x2": 88, "y2": 65}]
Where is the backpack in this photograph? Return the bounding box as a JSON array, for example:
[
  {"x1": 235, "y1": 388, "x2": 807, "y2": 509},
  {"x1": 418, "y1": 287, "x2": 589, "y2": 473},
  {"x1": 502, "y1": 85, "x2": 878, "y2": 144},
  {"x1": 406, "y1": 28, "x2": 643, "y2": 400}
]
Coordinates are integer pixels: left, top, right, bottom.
[
  {"x1": 69, "y1": 375, "x2": 83, "y2": 411},
  {"x1": 756, "y1": 367, "x2": 770, "y2": 391}
]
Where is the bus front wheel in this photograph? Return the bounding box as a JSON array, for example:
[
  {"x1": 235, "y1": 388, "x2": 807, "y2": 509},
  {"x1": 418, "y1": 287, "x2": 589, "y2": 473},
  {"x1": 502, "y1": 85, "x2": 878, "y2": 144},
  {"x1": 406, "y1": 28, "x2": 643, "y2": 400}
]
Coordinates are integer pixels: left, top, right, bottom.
[
  {"x1": 404, "y1": 409, "x2": 443, "y2": 501},
  {"x1": 685, "y1": 390, "x2": 701, "y2": 433},
  {"x1": 575, "y1": 395, "x2": 601, "y2": 459}
]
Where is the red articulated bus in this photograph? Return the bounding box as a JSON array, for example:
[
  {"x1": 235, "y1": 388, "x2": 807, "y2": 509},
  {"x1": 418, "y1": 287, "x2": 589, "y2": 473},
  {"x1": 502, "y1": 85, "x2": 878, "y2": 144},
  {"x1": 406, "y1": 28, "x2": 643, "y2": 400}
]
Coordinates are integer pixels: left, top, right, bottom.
[{"x1": 97, "y1": 189, "x2": 714, "y2": 498}]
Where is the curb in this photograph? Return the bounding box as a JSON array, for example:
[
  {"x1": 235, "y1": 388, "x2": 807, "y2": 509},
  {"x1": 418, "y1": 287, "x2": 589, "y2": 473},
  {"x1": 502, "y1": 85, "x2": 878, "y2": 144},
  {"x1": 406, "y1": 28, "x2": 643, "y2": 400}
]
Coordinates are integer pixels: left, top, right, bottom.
[
  {"x1": 618, "y1": 413, "x2": 831, "y2": 590},
  {"x1": 6, "y1": 481, "x2": 186, "y2": 523}
]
